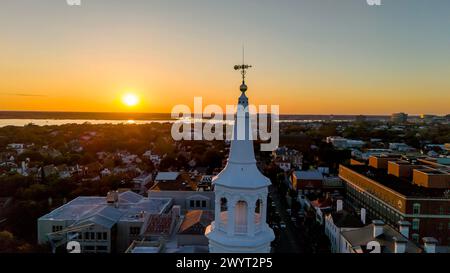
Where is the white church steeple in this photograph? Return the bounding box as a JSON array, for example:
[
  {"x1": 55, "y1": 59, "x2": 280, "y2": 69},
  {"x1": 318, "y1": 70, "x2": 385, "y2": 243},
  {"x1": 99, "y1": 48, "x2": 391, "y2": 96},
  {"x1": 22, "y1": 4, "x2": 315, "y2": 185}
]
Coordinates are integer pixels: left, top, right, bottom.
[{"x1": 205, "y1": 60, "x2": 275, "y2": 253}]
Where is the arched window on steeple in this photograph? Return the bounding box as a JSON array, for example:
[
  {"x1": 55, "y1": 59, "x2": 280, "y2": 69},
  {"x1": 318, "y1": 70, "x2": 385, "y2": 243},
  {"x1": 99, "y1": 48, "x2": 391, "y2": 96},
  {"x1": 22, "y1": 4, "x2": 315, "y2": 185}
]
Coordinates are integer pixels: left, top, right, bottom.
[
  {"x1": 255, "y1": 199, "x2": 261, "y2": 214},
  {"x1": 219, "y1": 197, "x2": 228, "y2": 230},
  {"x1": 255, "y1": 199, "x2": 262, "y2": 231},
  {"x1": 220, "y1": 197, "x2": 228, "y2": 212},
  {"x1": 235, "y1": 200, "x2": 248, "y2": 234}
]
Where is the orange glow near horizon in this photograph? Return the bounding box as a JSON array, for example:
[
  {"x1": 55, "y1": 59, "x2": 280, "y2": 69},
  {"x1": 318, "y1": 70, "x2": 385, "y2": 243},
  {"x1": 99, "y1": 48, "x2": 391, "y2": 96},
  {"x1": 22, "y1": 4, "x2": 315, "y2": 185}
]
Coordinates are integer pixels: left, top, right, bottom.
[
  {"x1": 1, "y1": 77, "x2": 448, "y2": 115},
  {"x1": 0, "y1": 84, "x2": 449, "y2": 116}
]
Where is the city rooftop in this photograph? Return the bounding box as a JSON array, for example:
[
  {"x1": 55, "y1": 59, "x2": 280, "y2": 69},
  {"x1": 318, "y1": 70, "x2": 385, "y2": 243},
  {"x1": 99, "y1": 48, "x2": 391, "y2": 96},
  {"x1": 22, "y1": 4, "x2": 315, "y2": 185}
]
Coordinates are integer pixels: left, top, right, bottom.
[
  {"x1": 39, "y1": 191, "x2": 172, "y2": 223},
  {"x1": 344, "y1": 164, "x2": 449, "y2": 198}
]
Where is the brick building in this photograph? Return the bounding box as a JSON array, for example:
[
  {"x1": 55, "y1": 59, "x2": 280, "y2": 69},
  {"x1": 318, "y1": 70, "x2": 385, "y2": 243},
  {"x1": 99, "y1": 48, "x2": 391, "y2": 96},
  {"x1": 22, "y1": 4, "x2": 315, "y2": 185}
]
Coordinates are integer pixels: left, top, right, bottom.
[
  {"x1": 291, "y1": 170, "x2": 324, "y2": 193},
  {"x1": 339, "y1": 155, "x2": 450, "y2": 246}
]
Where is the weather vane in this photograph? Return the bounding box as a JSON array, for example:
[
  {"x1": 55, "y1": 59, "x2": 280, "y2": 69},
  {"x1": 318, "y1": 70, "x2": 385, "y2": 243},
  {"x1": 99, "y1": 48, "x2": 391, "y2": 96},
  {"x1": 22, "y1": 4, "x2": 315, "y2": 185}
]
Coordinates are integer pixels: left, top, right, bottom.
[{"x1": 234, "y1": 46, "x2": 252, "y2": 83}]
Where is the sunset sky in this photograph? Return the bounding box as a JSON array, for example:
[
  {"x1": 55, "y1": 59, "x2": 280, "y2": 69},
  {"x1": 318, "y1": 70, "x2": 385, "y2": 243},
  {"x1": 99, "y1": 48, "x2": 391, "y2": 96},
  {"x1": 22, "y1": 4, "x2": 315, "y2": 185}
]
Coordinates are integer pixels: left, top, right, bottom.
[{"x1": 1, "y1": 0, "x2": 449, "y2": 115}]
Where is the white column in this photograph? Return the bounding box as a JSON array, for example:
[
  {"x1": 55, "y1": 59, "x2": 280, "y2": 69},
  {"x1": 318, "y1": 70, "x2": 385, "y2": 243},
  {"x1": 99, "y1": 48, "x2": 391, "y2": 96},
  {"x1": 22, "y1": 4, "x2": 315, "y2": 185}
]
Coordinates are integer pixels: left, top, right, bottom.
[
  {"x1": 248, "y1": 202, "x2": 256, "y2": 236},
  {"x1": 215, "y1": 198, "x2": 221, "y2": 231},
  {"x1": 261, "y1": 198, "x2": 267, "y2": 224},
  {"x1": 227, "y1": 201, "x2": 236, "y2": 236}
]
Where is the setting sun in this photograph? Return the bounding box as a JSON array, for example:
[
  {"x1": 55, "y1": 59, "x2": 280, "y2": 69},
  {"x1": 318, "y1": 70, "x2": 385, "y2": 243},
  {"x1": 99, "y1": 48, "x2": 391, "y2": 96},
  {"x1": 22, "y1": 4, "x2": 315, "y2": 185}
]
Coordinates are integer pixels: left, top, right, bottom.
[{"x1": 122, "y1": 93, "x2": 139, "y2": 107}]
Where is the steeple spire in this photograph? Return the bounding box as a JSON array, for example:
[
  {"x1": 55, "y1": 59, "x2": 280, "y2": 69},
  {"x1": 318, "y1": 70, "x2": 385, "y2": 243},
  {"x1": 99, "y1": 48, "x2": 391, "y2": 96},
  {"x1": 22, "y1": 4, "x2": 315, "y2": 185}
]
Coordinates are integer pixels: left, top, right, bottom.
[{"x1": 205, "y1": 59, "x2": 274, "y2": 253}]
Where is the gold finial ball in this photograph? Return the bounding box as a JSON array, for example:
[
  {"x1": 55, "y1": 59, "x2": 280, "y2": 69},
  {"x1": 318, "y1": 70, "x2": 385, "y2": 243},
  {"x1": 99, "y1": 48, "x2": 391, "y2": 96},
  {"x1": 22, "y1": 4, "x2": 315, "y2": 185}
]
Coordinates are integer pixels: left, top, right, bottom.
[{"x1": 240, "y1": 82, "x2": 247, "y2": 92}]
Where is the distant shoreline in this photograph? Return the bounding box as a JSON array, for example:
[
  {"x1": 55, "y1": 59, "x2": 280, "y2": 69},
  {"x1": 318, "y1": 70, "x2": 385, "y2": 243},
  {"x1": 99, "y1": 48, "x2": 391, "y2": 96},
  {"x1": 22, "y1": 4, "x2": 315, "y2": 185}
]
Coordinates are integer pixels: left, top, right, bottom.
[
  {"x1": 0, "y1": 111, "x2": 175, "y2": 120},
  {"x1": 0, "y1": 111, "x2": 397, "y2": 121}
]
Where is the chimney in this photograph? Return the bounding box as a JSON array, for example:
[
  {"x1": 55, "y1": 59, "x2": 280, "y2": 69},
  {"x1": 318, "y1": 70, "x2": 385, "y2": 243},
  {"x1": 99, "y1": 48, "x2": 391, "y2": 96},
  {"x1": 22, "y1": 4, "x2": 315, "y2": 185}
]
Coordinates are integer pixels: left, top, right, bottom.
[
  {"x1": 172, "y1": 205, "x2": 181, "y2": 217},
  {"x1": 398, "y1": 221, "x2": 411, "y2": 238},
  {"x1": 360, "y1": 208, "x2": 366, "y2": 225},
  {"x1": 106, "y1": 191, "x2": 119, "y2": 207},
  {"x1": 372, "y1": 220, "x2": 384, "y2": 238},
  {"x1": 393, "y1": 236, "x2": 407, "y2": 253},
  {"x1": 422, "y1": 237, "x2": 438, "y2": 253},
  {"x1": 336, "y1": 200, "x2": 343, "y2": 212}
]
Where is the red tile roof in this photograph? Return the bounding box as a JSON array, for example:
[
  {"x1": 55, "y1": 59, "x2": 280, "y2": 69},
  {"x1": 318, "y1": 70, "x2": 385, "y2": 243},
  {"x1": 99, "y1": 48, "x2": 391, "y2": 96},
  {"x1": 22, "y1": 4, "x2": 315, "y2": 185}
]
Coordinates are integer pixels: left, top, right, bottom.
[
  {"x1": 178, "y1": 210, "x2": 213, "y2": 235},
  {"x1": 143, "y1": 213, "x2": 174, "y2": 235}
]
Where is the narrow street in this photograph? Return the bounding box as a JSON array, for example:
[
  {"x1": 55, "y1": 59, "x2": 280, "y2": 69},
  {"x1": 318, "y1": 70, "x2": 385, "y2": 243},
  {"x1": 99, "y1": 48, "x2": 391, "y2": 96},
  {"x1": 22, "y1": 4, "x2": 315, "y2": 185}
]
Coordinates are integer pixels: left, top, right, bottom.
[{"x1": 269, "y1": 186, "x2": 306, "y2": 253}]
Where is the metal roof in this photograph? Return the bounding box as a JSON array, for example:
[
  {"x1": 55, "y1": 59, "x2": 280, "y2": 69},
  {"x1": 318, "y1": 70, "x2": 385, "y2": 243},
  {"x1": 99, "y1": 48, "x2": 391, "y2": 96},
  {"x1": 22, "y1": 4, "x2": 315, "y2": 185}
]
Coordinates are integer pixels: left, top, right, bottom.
[
  {"x1": 39, "y1": 191, "x2": 172, "y2": 227},
  {"x1": 155, "y1": 172, "x2": 180, "y2": 181},
  {"x1": 119, "y1": 191, "x2": 144, "y2": 203},
  {"x1": 293, "y1": 170, "x2": 324, "y2": 180},
  {"x1": 341, "y1": 223, "x2": 422, "y2": 253}
]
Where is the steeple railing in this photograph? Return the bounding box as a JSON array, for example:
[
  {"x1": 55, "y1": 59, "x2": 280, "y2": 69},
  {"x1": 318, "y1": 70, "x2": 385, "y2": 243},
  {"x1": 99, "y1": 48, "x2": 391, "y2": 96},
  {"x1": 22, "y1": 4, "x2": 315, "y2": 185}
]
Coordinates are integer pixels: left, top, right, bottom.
[{"x1": 235, "y1": 224, "x2": 248, "y2": 235}]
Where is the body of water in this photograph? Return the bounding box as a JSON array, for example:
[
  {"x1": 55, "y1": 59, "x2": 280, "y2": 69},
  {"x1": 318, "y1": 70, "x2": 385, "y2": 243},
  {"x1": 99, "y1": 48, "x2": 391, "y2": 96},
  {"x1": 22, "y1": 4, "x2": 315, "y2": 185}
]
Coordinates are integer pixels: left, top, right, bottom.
[
  {"x1": 0, "y1": 112, "x2": 390, "y2": 127},
  {"x1": 0, "y1": 119, "x2": 175, "y2": 127},
  {"x1": 0, "y1": 118, "x2": 366, "y2": 127}
]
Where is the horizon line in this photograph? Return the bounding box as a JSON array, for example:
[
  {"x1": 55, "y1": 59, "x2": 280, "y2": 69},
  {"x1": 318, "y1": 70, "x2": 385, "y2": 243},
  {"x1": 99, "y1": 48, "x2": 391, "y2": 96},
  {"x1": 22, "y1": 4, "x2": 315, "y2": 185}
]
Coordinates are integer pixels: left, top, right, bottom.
[{"x1": 0, "y1": 110, "x2": 448, "y2": 117}]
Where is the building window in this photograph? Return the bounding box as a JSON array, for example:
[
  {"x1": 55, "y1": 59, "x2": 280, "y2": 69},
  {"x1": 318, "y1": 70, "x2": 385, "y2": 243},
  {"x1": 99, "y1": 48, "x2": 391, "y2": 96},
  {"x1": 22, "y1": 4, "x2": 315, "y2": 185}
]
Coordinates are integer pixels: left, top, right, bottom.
[
  {"x1": 84, "y1": 232, "x2": 89, "y2": 240},
  {"x1": 96, "y1": 245, "x2": 107, "y2": 251},
  {"x1": 448, "y1": 222, "x2": 450, "y2": 230},
  {"x1": 413, "y1": 203, "x2": 420, "y2": 215},
  {"x1": 129, "y1": 226, "x2": 140, "y2": 236},
  {"x1": 438, "y1": 223, "x2": 444, "y2": 231},
  {"x1": 201, "y1": 200, "x2": 206, "y2": 208},
  {"x1": 102, "y1": 232, "x2": 107, "y2": 240},
  {"x1": 412, "y1": 233, "x2": 419, "y2": 243},
  {"x1": 196, "y1": 200, "x2": 201, "y2": 208},
  {"x1": 439, "y1": 206, "x2": 444, "y2": 215},
  {"x1": 190, "y1": 200, "x2": 195, "y2": 208},
  {"x1": 52, "y1": 225, "x2": 63, "y2": 232},
  {"x1": 96, "y1": 232, "x2": 102, "y2": 240},
  {"x1": 412, "y1": 219, "x2": 420, "y2": 231},
  {"x1": 84, "y1": 245, "x2": 95, "y2": 251}
]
